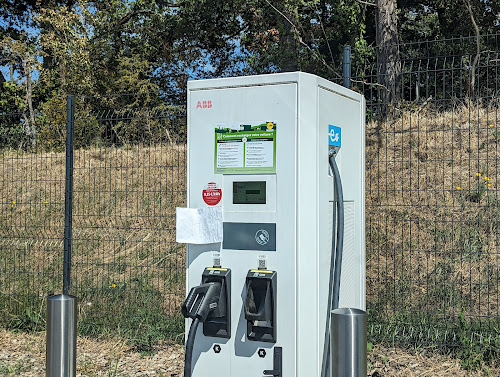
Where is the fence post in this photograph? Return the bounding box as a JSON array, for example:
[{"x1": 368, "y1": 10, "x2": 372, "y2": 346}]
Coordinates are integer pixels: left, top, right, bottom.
[
  {"x1": 343, "y1": 45, "x2": 351, "y2": 89},
  {"x1": 46, "y1": 95, "x2": 77, "y2": 377},
  {"x1": 63, "y1": 94, "x2": 74, "y2": 295}
]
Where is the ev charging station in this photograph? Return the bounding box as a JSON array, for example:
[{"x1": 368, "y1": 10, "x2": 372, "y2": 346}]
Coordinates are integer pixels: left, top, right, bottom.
[{"x1": 178, "y1": 72, "x2": 365, "y2": 377}]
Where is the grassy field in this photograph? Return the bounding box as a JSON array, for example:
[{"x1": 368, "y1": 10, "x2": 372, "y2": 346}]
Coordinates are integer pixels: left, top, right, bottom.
[{"x1": 0, "y1": 143, "x2": 187, "y2": 348}]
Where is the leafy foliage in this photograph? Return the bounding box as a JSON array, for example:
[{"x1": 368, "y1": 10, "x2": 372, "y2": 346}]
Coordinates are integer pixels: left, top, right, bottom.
[
  {"x1": 1, "y1": 0, "x2": 499, "y2": 148},
  {"x1": 399, "y1": 0, "x2": 500, "y2": 41}
]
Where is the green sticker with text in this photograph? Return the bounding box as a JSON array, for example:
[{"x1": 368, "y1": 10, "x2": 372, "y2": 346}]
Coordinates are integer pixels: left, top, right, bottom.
[{"x1": 214, "y1": 121, "x2": 276, "y2": 174}]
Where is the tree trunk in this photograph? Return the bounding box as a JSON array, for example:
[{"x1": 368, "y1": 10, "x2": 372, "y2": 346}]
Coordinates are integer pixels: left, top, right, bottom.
[
  {"x1": 24, "y1": 61, "x2": 36, "y2": 148},
  {"x1": 376, "y1": 0, "x2": 400, "y2": 113}
]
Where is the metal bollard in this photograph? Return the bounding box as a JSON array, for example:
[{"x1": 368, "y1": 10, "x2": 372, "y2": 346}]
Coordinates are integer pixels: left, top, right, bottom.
[
  {"x1": 46, "y1": 294, "x2": 77, "y2": 377},
  {"x1": 331, "y1": 308, "x2": 367, "y2": 377}
]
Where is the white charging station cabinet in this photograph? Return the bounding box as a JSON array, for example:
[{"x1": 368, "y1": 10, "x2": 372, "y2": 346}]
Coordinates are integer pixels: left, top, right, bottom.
[{"x1": 185, "y1": 72, "x2": 365, "y2": 377}]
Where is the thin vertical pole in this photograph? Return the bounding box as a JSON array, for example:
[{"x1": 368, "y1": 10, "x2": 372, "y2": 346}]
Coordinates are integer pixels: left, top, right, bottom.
[
  {"x1": 63, "y1": 95, "x2": 75, "y2": 295},
  {"x1": 343, "y1": 45, "x2": 351, "y2": 89}
]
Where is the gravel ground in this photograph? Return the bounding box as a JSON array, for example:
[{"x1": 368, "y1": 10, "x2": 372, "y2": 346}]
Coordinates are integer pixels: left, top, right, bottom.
[{"x1": 0, "y1": 329, "x2": 498, "y2": 376}]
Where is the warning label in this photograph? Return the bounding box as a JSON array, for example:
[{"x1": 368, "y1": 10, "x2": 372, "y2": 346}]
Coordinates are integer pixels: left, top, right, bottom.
[{"x1": 202, "y1": 182, "x2": 222, "y2": 206}]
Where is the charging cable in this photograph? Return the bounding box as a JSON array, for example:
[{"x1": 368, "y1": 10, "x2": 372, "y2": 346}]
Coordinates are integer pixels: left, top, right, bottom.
[
  {"x1": 181, "y1": 282, "x2": 222, "y2": 377},
  {"x1": 320, "y1": 151, "x2": 344, "y2": 377}
]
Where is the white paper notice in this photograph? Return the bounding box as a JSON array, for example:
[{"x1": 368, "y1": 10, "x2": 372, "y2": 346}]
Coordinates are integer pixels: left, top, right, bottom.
[
  {"x1": 176, "y1": 206, "x2": 223, "y2": 244},
  {"x1": 245, "y1": 140, "x2": 274, "y2": 167},
  {"x1": 216, "y1": 141, "x2": 244, "y2": 168}
]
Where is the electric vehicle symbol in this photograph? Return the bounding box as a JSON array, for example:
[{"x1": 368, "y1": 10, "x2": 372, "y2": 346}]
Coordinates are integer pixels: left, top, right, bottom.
[
  {"x1": 329, "y1": 129, "x2": 339, "y2": 143},
  {"x1": 255, "y1": 229, "x2": 270, "y2": 245},
  {"x1": 328, "y1": 125, "x2": 341, "y2": 146}
]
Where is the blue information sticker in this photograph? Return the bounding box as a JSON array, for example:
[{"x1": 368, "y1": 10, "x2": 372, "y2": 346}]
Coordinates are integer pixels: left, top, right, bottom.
[{"x1": 328, "y1": 125, "x2": 341, "y2": 147}]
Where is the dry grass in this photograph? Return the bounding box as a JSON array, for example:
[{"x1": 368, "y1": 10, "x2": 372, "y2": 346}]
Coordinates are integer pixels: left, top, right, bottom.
[
  {"x1": 366, "y1": 103, "x2": 500, "y2": 320},
  {"x1": 0, "y1": 329, "x2": 184, "y2": 376},
  {"x1": 368, "y1": 343, "x2": 500, "y2": 376},
  {"x1": 70, "y1": 144, "x2": 187, "y2": 305},
  {"x1": 1, "y1": 329, "x2": 499, "y2": 376}
]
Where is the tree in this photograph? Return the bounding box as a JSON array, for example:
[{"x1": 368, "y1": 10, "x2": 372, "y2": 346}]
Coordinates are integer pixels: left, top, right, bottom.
[
  {"x1": 1, "y1": 35, "x2": 39, "y2": 147},
  {"x1": 398, "y1": 0, "x2": 500, "y2": 41},
  {"x1": 239, "y1": 0, "x2": 368, "y2": 81},
  {"x1": 0, "y1": 81, "x2": 26, "y2": 148},
  {"x1": 376, "y1": 0, "x2": 400, "y2": 109}
]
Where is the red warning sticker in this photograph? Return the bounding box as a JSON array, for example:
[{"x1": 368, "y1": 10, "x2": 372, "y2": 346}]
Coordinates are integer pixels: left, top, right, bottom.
[{"x1": 202, "y1": 182, "x2": 222, "y2": 206}]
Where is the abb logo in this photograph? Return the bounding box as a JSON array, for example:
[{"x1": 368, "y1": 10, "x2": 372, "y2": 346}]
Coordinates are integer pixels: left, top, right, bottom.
[{"x1": 196, "y1": 100, "x2": 212, "y2": 109}]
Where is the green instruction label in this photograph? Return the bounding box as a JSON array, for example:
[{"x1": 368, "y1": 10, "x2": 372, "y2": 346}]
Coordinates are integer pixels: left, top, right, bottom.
[{"x1": 214, "y1": 122, "x2": 277, "y2": 174}]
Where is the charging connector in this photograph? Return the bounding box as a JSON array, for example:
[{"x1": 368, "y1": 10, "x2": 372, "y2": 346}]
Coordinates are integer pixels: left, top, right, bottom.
[
  {"x1": 182, "y1": 267, "x2": 231, "y2": 377},
  {"x1": 182, "y1": 282, "x2": 222, "y2": 322},
  {"x1": 182, "y1": 281, "x2": 222, "y2": 377}
]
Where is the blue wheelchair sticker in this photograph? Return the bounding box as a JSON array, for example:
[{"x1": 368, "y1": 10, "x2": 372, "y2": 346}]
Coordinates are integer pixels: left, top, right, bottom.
[{"x1": 328, "y1": 125, "x2": 341, "y2": 147}]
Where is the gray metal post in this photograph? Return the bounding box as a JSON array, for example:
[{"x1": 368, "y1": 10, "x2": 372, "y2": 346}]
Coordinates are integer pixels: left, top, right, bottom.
[
  {"x1": 330, "y1": 308, "x2": 367, "y2": 377},
  {"x1": 63, "y1": 95, "x2": 74, "y2": 295},
  {"x1": 343, "y1": 45, "x2": 351, "y2": 89},
  {"x1": 46, "y1": 295, "x2": 77, "y2": 377},
  {"x1": 46, "y1": 95, "x2": 77, "y2": 377}
]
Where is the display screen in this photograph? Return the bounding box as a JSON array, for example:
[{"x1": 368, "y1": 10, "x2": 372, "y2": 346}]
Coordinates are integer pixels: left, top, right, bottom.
[{"x1": 233, "y1": 181, "x2": 266, "y2": 204}]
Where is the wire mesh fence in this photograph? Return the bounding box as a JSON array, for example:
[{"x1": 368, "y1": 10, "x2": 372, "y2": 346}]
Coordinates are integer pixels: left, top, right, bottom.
[
  {"x1": 2, "y1": 33, "x2": 500, "y2": 356},
  {"x1": 71, "y1": 96, "x2": 187, "y2": 347},
  {"x1": 0, "y1": 111, "x2": 65, "y2": 331},
  {"x1": 0, "y1": 95, "x2": 187, "y2": 348},
  {"x1": 355, "y1": 33, "x2": 500, "y2": 353}
]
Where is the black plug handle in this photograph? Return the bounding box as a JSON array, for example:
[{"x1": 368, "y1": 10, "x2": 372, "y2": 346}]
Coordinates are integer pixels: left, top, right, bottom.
[
  {"x1": 181, "y1": 282, "x2": 221, "y2": 322},
  {"x1": 196, "y1": 283, "x2": 220, "y2": 321},
  {"x1": 182, "y1": 284, "x2": 209, "y2": 319}
]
